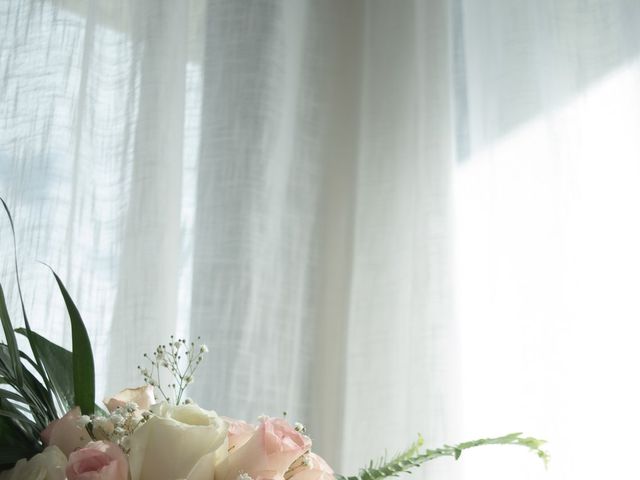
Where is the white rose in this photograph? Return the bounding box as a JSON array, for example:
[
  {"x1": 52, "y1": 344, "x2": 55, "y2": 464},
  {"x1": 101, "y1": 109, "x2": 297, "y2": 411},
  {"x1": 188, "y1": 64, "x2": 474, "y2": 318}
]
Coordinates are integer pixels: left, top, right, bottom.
[
  {"x1": 128, "y1": 401, "x2": 228, "y2": 480},
  {"x1": 0, "y1": 446, "x2": 67, "y2": 480}
]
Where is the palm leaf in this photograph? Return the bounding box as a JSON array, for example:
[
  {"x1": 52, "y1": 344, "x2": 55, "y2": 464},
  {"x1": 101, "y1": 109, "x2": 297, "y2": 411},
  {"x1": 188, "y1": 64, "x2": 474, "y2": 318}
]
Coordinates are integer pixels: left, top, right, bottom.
[
  {"x1": 0, "y1": 395, "x2": 39, "y2": 441},
  {"x1": 0, "y1": 345, "x2": 56, "y2": 428},
  {"x1": 0, "y1": 427, "x2": 38, "y2": 468},
  {"x1": 0, "y1": 388, "x2": 29, "y2": 405},
  {"x1": 15, "y1": 328, "x2": 74, "y2": 412},
  {"x1": 0, "y1": 397, "x2": 40, "y2": 469}
]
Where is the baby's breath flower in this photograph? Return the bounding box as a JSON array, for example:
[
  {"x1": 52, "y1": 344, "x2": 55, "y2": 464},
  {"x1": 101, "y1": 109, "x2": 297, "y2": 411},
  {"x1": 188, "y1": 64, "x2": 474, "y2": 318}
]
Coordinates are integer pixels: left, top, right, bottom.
[
  {"x1": 140, "y1": 336, "x2": 210, "y2": 405},
  {"x1": 86, "y1": 402, "x2": 154, "y2": 454},
  {"x1": 121, "y1": 436, "x2": 131, "y2": 451},
  {"x1": 110, "y1": 413, "x2": 124, "y2": 424},
  {"x1": 93, "y1": 417, "x2": 114, "y2": 435},
  {"x1": 76, "y1": 415, "x2": 91, "y2": 427}
]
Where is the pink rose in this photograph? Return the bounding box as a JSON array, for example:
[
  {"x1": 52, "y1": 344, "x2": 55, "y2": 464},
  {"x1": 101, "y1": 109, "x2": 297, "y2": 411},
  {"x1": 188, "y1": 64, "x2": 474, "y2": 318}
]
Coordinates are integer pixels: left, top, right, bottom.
[
  {"x1": 224, "y1": 417, "x2": 256, "y2": 452},
  {"x1": 66, "y1": 441, "x2": 129, "y2": 480},
  {"x1": 40, "y1": 407, "x2": 91, "y2": 457},
  {"x1": 287, "y1": 453, "x2": 334, "y2": 480},
  {"x1": 104, "y1": 385, "x2": 155, "y2": 412},
  {"x1": 216, "y1": 417, "x2": 311, "y2": 480}
]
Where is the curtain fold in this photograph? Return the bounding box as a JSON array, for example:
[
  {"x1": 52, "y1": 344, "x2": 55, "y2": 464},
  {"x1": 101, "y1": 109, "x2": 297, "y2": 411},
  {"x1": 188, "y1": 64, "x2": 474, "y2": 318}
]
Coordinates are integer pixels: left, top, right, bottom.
[
  {"x1": 340, "y1": 1, "x2": 457, "y2": 475},
  {"x1": 108, "y1": 0, "x2": 188, "y2": 395}
]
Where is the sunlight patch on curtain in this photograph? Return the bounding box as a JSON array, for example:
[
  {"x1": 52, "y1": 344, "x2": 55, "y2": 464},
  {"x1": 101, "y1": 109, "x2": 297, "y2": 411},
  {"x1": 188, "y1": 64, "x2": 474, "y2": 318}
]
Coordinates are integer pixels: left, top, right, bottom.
[{"x1": 455, "y1": 59, "x2": 640, "y2": 479}]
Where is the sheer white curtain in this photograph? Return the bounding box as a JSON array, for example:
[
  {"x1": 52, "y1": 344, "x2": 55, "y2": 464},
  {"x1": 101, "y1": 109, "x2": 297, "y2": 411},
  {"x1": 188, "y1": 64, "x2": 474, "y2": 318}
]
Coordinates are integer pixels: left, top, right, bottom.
[
  {"x1": 0, "y1": 0, "x2": 455, "y2": 477},
  {"x1": 1, "y1": 1, "x2": 640, "y2": 479}
]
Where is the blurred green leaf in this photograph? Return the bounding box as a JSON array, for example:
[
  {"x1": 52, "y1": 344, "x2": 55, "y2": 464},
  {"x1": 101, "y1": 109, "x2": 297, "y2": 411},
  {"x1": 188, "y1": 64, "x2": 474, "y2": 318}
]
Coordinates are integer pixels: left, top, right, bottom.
[
  {"x1": 0, "y1": 388, "x2": 28, "y2": 405},
  {"x1": 94, "y1": 403, "x2": 108, "y2": 417},
  {"x1": 0, "y1": 400, "x2": 40, "y2": 470},
  {"x1": 0, "y1": 408, "x2": 37, "y2": 428},
  {"x1": 0, "y1": 435, "x2": 36, "y2": 468},
  {"x1": 0, "y1": 285, "x2": 23, "y2": 387},
  {"x1": 341, "y1": 432, "x2": 549, "y2": 480},
  {"x1": 0, "y1": 396, "x2": 38, "y2": 440}
]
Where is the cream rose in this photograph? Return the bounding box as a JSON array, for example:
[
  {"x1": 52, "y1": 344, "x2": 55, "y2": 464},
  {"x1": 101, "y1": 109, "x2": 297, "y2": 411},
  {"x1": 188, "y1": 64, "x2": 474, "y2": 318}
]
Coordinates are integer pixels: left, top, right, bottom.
[
  {"x1": 128, "y1": 401, "x2": 228, "y2": 480},
  {"x1": 0, "y1": 446, "x2": 67, "y2": 480},
  {"x1": 182, "y1": 450, "x2": 226, "y2": 480}
]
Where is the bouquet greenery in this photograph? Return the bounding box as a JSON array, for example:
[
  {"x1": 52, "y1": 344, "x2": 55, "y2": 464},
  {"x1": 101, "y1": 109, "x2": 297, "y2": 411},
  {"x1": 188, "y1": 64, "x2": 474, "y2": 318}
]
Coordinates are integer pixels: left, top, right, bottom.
[{"x1": 0, "y1": 200, "x2": 548, "y2": 479}]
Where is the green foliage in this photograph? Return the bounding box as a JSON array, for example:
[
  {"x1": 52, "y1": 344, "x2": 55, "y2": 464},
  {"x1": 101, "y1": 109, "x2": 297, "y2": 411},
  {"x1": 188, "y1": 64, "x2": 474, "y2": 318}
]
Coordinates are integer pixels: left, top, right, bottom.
[
  {"x1": 0, "y1": 341, "x2": 50, "y2": 466},
  {"x1": 0, "y1": 402, "x2": 38, "y2": 470},
  {"x1": 0, "y1": 284, "x2": 24, "y2": 387},
  {"x1": 0, "y1": 199, "x2": 96, "y2": 469},
  {"x1": 335, "y1": 433, "x2": 549, "y2": 480}
]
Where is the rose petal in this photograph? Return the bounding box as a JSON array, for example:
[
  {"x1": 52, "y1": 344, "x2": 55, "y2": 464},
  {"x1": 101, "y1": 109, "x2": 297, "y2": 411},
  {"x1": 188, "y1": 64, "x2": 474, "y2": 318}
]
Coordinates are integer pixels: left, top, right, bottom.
[
  {"x1": 66, "y1": 441, "x2": 128, "y2": 480},
  {"x1": 42, "y1": 407, "x2": 91, "y2": 457},
  {"x1": 104, "y1": 385, "x2": 155, "y2": 413},
  {"x1": 128, "y1": 401, "x2": 228, "y2": 480}
]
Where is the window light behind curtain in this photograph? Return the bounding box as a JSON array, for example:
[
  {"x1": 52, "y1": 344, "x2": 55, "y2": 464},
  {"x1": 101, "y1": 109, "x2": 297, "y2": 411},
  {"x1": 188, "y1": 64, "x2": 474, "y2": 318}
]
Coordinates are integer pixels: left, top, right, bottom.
[{"x1": 1, "y1": 1, "x2": 640, "y2": 479}]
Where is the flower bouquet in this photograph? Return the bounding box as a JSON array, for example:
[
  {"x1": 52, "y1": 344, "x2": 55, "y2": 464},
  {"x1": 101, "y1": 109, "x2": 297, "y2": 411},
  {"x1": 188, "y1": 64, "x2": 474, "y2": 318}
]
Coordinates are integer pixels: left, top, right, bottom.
[{"x1": 0, "y1": 201, "x2": 548, "y2": 479}]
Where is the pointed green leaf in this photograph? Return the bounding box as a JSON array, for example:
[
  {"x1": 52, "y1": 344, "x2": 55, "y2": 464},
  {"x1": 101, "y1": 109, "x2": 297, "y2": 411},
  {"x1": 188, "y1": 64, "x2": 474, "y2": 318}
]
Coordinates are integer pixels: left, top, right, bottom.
[{"x1": 46, "y1": 267, "x2": 95, "y2": 415}]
